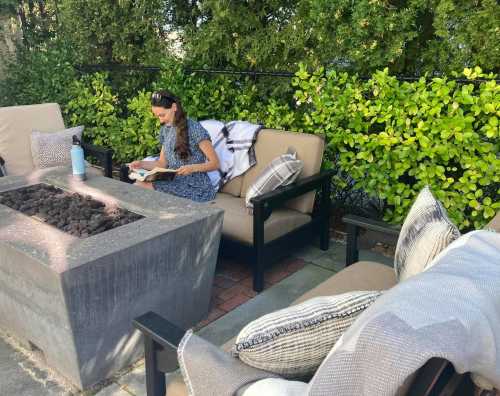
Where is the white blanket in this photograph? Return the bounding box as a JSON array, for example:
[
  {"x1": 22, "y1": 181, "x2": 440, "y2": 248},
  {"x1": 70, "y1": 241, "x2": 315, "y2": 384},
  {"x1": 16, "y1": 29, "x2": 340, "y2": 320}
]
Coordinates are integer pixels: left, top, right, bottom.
[
  {"x1": 308, "y1": 230, "x2": 500, "y2": 395},
  {"x1": 201, "y1": 120, "x2": 261, "y2": 190}
]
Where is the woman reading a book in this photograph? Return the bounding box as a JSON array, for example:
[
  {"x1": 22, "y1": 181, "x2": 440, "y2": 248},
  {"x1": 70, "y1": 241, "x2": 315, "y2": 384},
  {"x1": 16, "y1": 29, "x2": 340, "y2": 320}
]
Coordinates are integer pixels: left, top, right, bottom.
[{"x1": 129, "y1": 90, "x2": 220, "y2": 202}]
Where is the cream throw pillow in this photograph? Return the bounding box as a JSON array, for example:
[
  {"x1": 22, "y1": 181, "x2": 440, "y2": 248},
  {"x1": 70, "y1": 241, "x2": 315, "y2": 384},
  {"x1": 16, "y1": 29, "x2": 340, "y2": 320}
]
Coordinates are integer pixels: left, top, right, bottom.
[
  {"x1": 245, "y1": 151, "x2": 303, "y2": 210},
  {"x1": 394, "y1": 185, "x2": 461, "y2": 281}
]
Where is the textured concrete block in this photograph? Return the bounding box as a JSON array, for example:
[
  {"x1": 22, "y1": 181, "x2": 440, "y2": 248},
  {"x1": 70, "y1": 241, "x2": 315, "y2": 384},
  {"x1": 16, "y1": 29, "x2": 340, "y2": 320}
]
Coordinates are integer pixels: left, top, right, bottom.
[{"x1": 0, "y1": 167, "x2": 223, "y2": 389}]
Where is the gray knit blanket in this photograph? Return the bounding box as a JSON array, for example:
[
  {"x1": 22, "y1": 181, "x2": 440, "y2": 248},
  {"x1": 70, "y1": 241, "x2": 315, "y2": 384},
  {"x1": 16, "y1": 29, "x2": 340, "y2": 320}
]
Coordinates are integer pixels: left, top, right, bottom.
[{"x1": 308, "y1": 230, "x2": 500, "y2": 395}]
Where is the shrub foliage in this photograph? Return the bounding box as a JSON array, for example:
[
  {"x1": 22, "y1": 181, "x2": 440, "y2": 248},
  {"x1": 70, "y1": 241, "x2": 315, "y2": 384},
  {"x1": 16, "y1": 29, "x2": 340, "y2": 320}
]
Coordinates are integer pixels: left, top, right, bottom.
[{"x1": 292, "y1": 66, "x2": 499, "y2": 229}]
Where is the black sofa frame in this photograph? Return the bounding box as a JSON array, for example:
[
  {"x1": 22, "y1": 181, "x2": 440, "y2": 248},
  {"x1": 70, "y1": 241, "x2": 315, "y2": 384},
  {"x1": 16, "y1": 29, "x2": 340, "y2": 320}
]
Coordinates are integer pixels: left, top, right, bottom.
[{"x1": 81, "y1": 141, "x2": 113, "y2": 178}]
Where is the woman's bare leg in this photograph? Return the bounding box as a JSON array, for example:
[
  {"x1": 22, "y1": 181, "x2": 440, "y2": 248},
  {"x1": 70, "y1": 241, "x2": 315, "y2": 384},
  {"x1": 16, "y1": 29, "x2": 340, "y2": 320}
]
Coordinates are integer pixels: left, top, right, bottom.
[{"x1": 134, "y1": 180, "x2": 154, "y2": 190}]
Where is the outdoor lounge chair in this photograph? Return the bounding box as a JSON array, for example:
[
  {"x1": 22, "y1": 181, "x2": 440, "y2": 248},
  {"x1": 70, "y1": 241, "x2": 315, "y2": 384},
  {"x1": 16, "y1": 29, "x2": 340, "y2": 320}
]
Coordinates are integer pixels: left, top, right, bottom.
[
  {"x1": 133, "y1": 211, "x2": 500, "y2": 396},
  {"x1": 214, "y1": 129, "x2": 333, "y2": 292},
  {"x1": 0, "y1": 103, "x2": 113, "y2": 177}
]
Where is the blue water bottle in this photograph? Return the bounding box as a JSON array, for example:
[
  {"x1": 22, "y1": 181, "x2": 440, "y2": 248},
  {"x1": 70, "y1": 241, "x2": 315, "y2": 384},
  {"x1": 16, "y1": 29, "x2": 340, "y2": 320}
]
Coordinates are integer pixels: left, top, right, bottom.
[{"x1": 71, "y1": 135, "x2": 86, "y2": 181}]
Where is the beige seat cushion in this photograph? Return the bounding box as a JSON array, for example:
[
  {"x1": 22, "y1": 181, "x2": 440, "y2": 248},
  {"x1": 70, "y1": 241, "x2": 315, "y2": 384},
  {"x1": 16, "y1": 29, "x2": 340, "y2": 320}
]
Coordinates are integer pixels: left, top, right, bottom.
[
  {"x1": 214, "y1": 193, "x2": 311, "y2": 245},
  {"x1": 293, "y1": 261, "x2": 397, "y2": 305},
  {"x1": 241, "y1": 129, "x2": 324, "y2": 214},
  {"x1": 485, "y1": 212, "x2": 500, "y2": 232},
  {"x1": 166, "y1": 372, "x2": 188, "y2": 396},
  {"x1": 0, "y1": 103, "x2": 65, "y2": 176}
]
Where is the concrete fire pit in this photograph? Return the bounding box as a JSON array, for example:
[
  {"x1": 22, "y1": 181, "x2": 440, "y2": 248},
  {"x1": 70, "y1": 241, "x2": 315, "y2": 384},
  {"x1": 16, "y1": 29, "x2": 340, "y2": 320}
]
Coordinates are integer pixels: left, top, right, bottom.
[{"x1": 0, "y1": 167, "x2": 224, "y2": 389}]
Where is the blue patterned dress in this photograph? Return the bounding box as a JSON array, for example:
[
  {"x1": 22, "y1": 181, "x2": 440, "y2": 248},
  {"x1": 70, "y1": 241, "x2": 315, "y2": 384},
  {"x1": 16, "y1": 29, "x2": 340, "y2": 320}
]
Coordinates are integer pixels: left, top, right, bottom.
[{"x1": 152, "y1": 119, "x2": 216, "y2": 202}]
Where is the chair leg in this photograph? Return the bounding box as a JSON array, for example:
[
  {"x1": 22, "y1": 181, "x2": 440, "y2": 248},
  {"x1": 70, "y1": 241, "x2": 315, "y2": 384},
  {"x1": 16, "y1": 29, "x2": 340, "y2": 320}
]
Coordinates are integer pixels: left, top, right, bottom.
[
  {"x1": 319, "y1": 174, "x2": 331, "y2": 251},
  {"x1": 253, "y1": 244, "x2": 265, "y2": 292},
  {"x1": 346, "y1": 223, "x2": 359, "y2": 266},
  {"x1": 144, "y1": 336, "x2": 166, "y2": 396},
  {"x1": 120, "y1": 164, "x2": 134, "y2": 183},
  {"x1": 320, "y1": 219, "x2": 330, "y2": 251},
  {"x1": 253, "y1": 202, "x2": 266, "y2": 292}
]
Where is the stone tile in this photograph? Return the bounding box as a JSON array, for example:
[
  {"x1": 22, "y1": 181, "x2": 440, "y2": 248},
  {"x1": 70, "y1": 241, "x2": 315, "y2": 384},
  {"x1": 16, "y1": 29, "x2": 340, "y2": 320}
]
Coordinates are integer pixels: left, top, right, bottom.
[
  {"x1": 311, "y1": 253, "x2": 346, "y2": 273},
  {"x1": 359, "y1": 249, "x2": 394, "y2": 267},
  {"x1": 291, "y1": 244, "x2": 328, "y2": 263},
  {"x1": 116, "y1": 364, "x2": 147, "y2": 396},
  {"x1": 320, "y1": 242, "x2": 347, "y2": 263},
  {"x1": 194, "y1": 308, "x2": 227, "y2": 330},
  {"x1": 309, "y1": 241, "x2": 394, "y2": 270},
  {"x1": 95, "y1": 383, "x2": 133, "y2": 396},
  {"x1": 219, "y1": 292, "x2": 251, "y2": 312}
]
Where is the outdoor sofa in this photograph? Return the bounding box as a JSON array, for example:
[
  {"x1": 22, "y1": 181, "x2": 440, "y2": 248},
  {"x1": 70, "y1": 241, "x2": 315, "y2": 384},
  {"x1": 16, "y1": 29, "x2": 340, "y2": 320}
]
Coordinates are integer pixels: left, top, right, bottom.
[
  {"x1": 134, "y1": 211, "x2": 500, "y2": 396},
  {"x1": 0, "y1": 103, "x2": 113, "y2": 178},
  {"x1": 121, "y1": 128, "x2": 334, "y2": 292}
]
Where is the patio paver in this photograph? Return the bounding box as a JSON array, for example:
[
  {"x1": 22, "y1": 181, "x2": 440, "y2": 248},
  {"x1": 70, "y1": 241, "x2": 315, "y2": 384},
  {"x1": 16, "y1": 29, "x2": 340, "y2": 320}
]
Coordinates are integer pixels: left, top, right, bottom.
[{"x1": 0, "y1": 333, "x2": 71, "y2": 396}]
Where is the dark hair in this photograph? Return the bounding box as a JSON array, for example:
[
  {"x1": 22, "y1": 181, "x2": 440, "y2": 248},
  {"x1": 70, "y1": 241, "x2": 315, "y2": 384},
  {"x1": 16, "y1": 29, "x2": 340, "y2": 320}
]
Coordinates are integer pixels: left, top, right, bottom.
[{"x1": 151, "y1": 90, "x2": 190, "y2": 161}]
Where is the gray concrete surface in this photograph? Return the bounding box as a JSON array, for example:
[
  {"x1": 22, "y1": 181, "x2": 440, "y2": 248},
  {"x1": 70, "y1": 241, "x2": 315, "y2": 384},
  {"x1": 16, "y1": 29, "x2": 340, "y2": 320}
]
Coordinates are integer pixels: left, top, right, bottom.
[{"x1": 0, "y1": 167, "x2": 223, "y2": 390}]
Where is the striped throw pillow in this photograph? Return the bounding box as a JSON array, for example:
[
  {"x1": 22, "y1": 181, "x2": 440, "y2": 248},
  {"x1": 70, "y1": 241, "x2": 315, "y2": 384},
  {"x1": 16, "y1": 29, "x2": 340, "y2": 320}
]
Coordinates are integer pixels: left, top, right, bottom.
[
  {"x1": 395, "y1": 186, "x2": 460, "y2": 282},
  {"x1": 232, "y1": 291, "x2": 383, "y2": 378},
  {"x1": 245, "y1": 152, "x2": 303, "y2": 211}
]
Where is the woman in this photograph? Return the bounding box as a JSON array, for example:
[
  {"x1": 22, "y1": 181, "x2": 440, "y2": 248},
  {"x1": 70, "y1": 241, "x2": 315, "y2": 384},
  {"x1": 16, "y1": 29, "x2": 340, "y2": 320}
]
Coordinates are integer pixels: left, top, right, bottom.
[{"x1": 129, "y1": 90, "x2": 219, "y2": 202}]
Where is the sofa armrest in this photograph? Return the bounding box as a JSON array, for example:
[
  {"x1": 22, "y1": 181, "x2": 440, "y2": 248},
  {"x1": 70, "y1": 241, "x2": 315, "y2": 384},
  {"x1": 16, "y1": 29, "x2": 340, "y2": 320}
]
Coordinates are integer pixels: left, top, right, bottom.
[
  {"x1": 133, "y1": 311, "x2": 186, "y2": 396},
  {"x1": 342, "y1": 214, "x2": 401, "y2": 267},
  {"x1": 81, "y1": 141, "x2": 113, "y2": 178},
  {"x1": 250, "y1": 168, "x2": 335, "y2": 212}
]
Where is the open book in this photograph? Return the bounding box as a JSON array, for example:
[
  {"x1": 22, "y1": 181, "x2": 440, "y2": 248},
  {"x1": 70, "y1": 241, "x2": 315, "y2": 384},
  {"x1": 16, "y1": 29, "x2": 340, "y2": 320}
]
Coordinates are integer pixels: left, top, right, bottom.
[{"x1": 129, "y1": 167, "x2": 177, "y2": 182}]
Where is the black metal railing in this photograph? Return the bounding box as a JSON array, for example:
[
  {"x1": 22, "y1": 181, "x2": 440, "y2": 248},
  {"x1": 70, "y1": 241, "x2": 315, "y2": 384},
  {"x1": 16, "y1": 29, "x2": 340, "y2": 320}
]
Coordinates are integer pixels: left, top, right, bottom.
[{"x1": 75, "y1": 63, "x2": 500, "y2": 84}]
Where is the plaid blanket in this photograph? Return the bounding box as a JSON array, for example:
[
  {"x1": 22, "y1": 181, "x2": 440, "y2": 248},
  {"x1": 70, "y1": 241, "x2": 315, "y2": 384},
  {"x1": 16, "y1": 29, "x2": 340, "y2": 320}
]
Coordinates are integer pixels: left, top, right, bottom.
[
  {"x1": 201, "y1": 120, "x2": 261, "y2": 190},
  {"x1": 0, "y1": 156, "x2": 6, "y2": 177}
]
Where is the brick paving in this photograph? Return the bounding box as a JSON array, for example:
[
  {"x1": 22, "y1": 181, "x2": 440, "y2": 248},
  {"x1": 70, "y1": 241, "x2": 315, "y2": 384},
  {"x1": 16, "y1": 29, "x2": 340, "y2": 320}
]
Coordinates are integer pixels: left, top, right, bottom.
[{"x1": 194, "y1": 256, "x2": 306, "y2": 330}]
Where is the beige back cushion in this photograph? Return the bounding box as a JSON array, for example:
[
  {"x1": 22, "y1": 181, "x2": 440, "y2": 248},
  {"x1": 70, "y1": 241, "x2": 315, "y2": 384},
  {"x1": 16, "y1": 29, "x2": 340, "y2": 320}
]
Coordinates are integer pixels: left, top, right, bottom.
[
  {"x1": 220, "y1": 175, "x2": 243, "y2": 197},
  {"x1": 0, "y1": 103, "x2": 65, "y2": 176},
  {"x1": 241, "y1": 129, "x2": 324, "y2": 214}
]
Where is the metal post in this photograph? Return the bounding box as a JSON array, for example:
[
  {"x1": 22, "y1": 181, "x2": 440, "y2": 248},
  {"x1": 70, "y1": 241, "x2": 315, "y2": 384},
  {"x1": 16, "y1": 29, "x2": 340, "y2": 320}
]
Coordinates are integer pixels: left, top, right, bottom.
[
  {"x1": 144, "y1": 336, "x2": 166, "y2": 396},
  {"x1": 345, "y1": 223, "x2": 359, "y2": 266}
]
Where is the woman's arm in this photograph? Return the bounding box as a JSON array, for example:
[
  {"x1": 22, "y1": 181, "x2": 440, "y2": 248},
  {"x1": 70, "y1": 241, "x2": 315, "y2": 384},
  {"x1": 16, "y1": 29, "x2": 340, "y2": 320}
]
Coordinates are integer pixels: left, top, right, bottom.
[
  {"x1": 130, "y1": 148, "x2": 168, "y2": 170},
  {"x1": 176, "y1": 140, "x2": 220, "y2": 175}
]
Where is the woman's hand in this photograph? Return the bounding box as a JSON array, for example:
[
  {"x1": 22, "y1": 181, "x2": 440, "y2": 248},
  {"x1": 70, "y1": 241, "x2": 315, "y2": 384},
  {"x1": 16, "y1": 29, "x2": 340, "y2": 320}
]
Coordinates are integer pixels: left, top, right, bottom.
[
  {"x1": 129, "y1": 160, "x2": 143, "y2": 170},
  {"x1": 176, "y1": 164, "x2": 198, "y2": 176}
]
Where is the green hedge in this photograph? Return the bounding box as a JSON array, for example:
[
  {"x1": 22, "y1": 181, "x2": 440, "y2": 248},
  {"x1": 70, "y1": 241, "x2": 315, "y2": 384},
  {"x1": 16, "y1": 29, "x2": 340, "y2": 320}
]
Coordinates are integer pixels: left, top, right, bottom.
[
  {"x1": 64, "y1": 65, "x2": 499, "y2": 230},
  {"x1": 292, "y1": 66, "x2": 499, "y2": 229}
]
